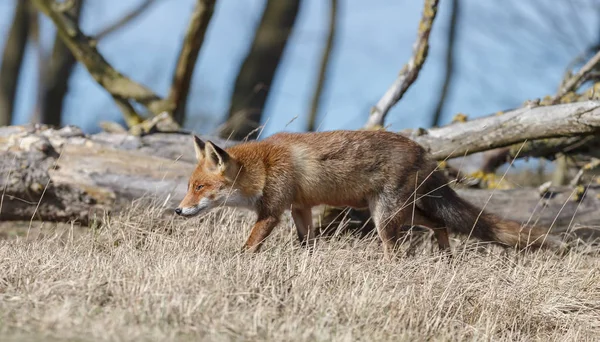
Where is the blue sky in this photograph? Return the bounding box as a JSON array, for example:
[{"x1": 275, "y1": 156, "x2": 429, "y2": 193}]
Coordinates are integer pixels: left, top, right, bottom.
[{"x1": 1, "y1": 0, "x2": 599, "y2": 137}]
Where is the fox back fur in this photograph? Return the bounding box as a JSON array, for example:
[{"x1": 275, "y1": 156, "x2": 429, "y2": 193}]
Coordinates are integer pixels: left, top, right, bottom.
[{"x1": 176, "y1": 130, "x2": 567, "y2": 257}]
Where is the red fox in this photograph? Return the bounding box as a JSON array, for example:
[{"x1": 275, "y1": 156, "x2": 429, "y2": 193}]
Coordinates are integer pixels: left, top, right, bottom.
[{"x1": 175, "y1": 130, "x2": 566, "y2": 258}]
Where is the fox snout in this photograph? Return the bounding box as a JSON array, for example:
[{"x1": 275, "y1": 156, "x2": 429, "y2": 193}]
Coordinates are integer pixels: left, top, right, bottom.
[
  {"x1": 175, "y1": 206, "x2": 196, "y2": 217},
  {"x1": 174, "y1": 204, "x2": 202, "y2": 217},
  {"x1": 175, "y1": 197, "x2": 212, "y2": 217}
]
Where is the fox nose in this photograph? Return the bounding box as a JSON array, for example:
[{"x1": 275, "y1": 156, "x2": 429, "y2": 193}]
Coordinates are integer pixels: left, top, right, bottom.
[{"x1": 175, "y1": 208, "x2": 182, "y2": 215}]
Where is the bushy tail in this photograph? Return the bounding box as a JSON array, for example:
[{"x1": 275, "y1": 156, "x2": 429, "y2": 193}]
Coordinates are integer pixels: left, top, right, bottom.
[{"x1": 416, "y1": 170, "x2": 568, "y2": 252}]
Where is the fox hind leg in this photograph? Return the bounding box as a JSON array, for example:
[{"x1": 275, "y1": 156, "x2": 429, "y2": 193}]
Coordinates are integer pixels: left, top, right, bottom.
[
  {"x1": 291, "y1": 206, "x2": 316, "y2": 247},
  {"x1": 369, "y1": 195, "x2": 413, "y2": 260},
  {"x1": 404, "y1": 207, "x2": 451, "y2": 253}
]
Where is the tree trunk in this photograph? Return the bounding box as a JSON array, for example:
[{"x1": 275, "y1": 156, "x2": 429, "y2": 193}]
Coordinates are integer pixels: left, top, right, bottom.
[
  {"x1": 307, "y1": 0, "x2": 338, "y2": 132},
  {"x1": 430, "y1": 0, "x2": 460, "y2": 127},
  {"x1": 34, "y1": 0, "x2": 84, "y2": 127},
  {"x1": 221, "y1": 0, "x2": 301, "y2": 140},
  {"x1": 0, "y1": 1, "x2": 31, "y2": 126}
]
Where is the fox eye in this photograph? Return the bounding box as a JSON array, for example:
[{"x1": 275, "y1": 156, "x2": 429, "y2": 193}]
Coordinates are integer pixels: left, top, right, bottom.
[{"x1": 195, "y1": 184, "x2": 204, "y2": 191}]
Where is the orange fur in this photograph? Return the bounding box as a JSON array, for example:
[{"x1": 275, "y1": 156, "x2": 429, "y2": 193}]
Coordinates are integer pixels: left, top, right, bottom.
[{"x1": 176, "y1": 130, "x2": 567, "y2": 258}]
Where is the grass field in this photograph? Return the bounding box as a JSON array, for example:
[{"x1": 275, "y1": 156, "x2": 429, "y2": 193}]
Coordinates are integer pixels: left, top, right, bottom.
[{"x1": 1, "y1": 201, "x2": 599, "y2": 341}]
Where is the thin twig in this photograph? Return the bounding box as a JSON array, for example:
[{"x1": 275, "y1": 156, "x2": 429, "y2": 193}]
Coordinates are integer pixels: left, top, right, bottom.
[{"x1": 95, "y1": 0, "x2": 158, "y2": 40}]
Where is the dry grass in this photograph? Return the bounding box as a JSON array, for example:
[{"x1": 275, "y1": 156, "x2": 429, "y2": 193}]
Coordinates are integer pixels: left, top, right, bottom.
[{"x1": 1, "y1": 201, "x2": 599, "y2": 342}]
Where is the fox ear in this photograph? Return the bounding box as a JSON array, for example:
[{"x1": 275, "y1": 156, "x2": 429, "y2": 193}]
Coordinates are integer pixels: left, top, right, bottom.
[
  {"x1": 204, "y1": 141, "x2": 230, "y2": 172},
  {"x1": 192, "y1": 134, "x2": 206, "y2": 162}
]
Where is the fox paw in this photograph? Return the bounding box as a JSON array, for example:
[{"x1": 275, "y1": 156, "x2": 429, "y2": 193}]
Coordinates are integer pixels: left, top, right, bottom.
[{"x1": 240, "y1": 244, "x2": 260, "y2": 254}]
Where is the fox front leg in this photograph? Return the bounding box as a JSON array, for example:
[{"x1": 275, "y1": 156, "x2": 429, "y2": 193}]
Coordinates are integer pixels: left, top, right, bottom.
[{"x1": 242, "y1": 214, "x2": 280, "y2": 253}]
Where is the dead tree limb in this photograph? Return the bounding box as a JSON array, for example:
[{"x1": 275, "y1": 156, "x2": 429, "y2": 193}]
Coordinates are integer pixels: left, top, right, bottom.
[
  {"x1": 307, "y1": 0, "x2": 338, "y2": 131},
  {"x1": 168, "y1": 0, "x2": 217, "y2": 126},
  {"x1": 31, "y1": 0, "x2": 173, "y2": 127},
  {"x1": 365, "y1": 0, "x2": 440, "y2": 129},
  {"x1": 409, "y1": 101, "x2": 600, "y2": 160},
  {"x1": 35, "y1": 0, "x2": 157, "y2": 127},
  {"x1": 474, "y1": 46, "x2": 600, "y2": 175}
]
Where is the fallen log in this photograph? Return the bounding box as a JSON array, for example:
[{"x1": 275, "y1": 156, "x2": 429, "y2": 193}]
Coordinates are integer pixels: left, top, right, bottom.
[{"x1": 0, "y1": 124, "x2": 598, "y2": 241}]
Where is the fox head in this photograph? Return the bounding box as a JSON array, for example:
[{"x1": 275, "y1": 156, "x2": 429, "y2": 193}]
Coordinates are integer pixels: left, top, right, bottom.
[{"x1": 175, "y1": 135, "x2": 243, "y2": 217}]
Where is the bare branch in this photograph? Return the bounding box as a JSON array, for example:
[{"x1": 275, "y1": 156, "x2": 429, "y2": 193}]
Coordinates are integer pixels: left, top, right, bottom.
[
  {"x1": 168, "y1": 0, "x2": 217, "y2": 126},
  {"x1": 52, "y1": 0, "x2": 76, "y2": 13},
  {"x1": 31, "y1": 0, "x2": 174, "y2": 127},
  {"x1": 112, "y1": 96, "x2": 145, "y2": 127},
  {"x1": 365, "y1": 0, "x2": 440, "y2": 129},
  {"x1": 95, "y1": 0, "x2": 158, "y2": 40},
  {"x1": 307, "y1": 0, "x2": 338, "y2": 131}
]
